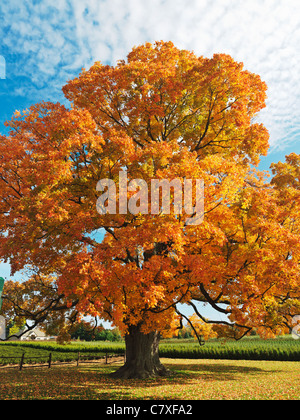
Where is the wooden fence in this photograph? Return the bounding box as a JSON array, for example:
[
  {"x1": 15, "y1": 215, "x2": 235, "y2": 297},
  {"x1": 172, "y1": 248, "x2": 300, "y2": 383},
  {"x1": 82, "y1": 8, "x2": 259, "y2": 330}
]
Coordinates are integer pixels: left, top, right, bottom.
[{"x1": 0, "y1": 352, "x2": 125, "y2": 371}]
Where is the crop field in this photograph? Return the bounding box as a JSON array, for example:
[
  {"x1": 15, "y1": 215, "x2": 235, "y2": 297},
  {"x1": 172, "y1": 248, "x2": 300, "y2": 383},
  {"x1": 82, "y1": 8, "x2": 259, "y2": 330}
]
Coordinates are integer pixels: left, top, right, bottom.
[
  {"x1": 1, "y1": 335, "x2": 299, "y2": 364},
  {"x1": 0, "y1": 343, "x2": 109, "y2": 365},
  {"x1": 160, "y1": 335, "x2": 300, "y2": 361}
]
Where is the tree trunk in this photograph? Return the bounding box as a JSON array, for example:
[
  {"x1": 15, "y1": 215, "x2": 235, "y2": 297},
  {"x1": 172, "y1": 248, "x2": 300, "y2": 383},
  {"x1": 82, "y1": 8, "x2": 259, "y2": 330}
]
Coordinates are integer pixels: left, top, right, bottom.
[{"x1": 110, "y1": 325, "x2": 170, "y2": 379}]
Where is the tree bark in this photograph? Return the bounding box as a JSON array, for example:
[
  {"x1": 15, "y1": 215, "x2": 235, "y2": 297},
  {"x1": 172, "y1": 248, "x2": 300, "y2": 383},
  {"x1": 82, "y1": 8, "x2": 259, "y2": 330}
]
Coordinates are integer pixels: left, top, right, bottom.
[{"x1": 110, "y1": 325, "x2": 170, "y2": 379}]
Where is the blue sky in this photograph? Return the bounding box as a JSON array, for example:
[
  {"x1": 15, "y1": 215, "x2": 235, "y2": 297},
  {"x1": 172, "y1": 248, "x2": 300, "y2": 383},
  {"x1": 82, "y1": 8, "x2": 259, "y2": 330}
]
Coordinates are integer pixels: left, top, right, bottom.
[{"x1": 0, "y1": 0, "x2": 299, "y2": 324}]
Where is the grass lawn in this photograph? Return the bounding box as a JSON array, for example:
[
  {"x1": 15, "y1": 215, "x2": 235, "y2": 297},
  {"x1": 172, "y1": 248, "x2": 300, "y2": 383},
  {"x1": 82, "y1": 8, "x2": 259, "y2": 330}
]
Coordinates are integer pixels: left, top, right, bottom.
[{"x1": 0, "y1": 358, "x2": 299, "y2": 400}]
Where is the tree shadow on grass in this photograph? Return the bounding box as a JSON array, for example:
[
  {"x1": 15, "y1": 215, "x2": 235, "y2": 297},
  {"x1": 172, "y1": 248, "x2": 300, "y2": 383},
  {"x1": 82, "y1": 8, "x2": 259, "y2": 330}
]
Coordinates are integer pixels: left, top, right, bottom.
[
  {"x1": 170, "y1": 361, "x2": 265, "y2": 374},
  {"x1": 84, "y1": 360, "x2": 273, "y2": 378},
  {"x1": 0, "y1": 361, "x2": 282, "y2": 400},
  {"x1": 74, "y1": 361, "x2": 279, "y2": 400},
  {"x1": 80, "y1": 360, "x2": 276, "y2": 387},
  {"x1": 0, "y1": 366, "x2": 133, "y2": 400},
  {"x1": 166, "y1": 362, "x2": 269, "y2": 383}
]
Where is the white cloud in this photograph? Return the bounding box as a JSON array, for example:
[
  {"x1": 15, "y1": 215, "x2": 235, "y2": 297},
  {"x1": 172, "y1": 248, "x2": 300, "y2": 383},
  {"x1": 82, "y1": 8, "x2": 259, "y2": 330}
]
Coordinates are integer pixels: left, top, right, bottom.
[{"x1": 0, "y1": 0, "x2": 300, "y2": 149}]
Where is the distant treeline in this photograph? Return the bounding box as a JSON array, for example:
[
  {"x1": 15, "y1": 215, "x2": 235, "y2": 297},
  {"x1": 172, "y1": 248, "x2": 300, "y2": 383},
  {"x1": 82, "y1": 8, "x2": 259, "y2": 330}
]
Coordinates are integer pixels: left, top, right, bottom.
[{"x1": 71, "y1": 322, "x2": 122, "y2": 342}]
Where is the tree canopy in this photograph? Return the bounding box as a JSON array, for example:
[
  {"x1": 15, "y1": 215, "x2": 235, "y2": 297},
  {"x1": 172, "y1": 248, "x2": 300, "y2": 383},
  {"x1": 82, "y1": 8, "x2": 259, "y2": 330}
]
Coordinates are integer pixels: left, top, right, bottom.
[{"x1": 0, "y1": 41, "x2": 299, "y2": 376}]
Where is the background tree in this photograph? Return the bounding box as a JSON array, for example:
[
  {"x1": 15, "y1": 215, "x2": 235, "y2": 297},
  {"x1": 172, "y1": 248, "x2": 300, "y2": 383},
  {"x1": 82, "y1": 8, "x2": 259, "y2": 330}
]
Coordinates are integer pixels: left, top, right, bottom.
[
  {"x1": 1, "y1": 275, "x2": 79, "y2": 342},
  {"x1": 71, "y1": 321, "x2": 121, "y2": 341},
  {"x1": 0, "y1": 41, "x2": 298, "y2": 378}
]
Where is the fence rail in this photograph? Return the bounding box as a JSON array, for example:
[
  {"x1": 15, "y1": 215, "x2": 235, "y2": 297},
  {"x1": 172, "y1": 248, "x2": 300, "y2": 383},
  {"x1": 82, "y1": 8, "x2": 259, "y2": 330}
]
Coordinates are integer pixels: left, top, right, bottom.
[{"x1": 0, "y1": 352, "x2": 125, "y2": 371}]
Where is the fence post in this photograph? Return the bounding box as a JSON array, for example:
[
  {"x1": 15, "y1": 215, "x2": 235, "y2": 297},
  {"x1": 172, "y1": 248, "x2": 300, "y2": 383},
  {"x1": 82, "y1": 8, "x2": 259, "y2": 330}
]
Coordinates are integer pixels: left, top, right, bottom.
[
  {"x1": 77, "y1": 352, "x2": 80, "y2": 367},
  {"x1": 19, "y1": 353, "x2": 25, "y2": 371},
  {"x1": 48, "y1": 352, "x2": 52, "y2": 368},
  {"x1": 105, "y1": 352, "x2": 108, "y2": 364}
]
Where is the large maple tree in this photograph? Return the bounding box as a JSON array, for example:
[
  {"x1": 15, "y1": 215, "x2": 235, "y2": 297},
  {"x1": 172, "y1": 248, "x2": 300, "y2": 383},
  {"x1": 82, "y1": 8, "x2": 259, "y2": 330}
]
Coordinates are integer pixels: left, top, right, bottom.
[{"x1": 0, "y1": 42, "x2": 299, "y2": 378}]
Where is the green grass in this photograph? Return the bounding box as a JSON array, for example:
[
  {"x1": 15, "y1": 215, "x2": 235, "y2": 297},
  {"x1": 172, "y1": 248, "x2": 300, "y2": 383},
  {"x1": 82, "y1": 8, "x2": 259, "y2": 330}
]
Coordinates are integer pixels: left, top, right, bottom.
[
  {"x1": 0, "y1": 343, "x2": 110, "y2": 365},
  {"x1": 159, "y1": 335, "x2": 300, "y2": 361}
]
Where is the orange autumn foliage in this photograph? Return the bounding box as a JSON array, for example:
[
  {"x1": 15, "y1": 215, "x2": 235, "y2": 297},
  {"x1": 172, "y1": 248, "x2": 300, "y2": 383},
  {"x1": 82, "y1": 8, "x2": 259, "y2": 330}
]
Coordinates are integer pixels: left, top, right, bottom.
[{"x1": 0, "y1": 41, "x2": 299, "y2": 339}]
